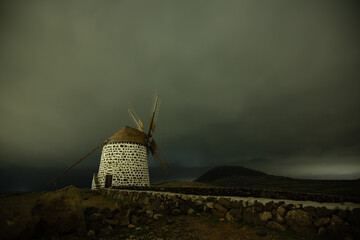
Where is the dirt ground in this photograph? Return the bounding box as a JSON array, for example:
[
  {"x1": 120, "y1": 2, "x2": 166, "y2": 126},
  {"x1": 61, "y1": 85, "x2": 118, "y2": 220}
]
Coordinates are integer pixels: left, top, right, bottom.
[
  {"x1": 116, "y1": 214, "x2": 310, "y2": 240},
  {"x1": 0, "y1": 188, "x2": 311, "y2": 240}
]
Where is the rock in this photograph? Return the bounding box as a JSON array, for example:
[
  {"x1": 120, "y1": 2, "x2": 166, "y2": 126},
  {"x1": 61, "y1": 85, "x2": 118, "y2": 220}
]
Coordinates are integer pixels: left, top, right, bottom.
[
  {"x1": 316, "y1": 207, "x2": 332, "y2": 217},
  {"x1": 143, "y1": 196, "x2": 150, "y2": 205},
  {"x1": 314, "y1": 217, "x2": 330, "y2": 227},
  {"x1": 146, "y1": 210, "x2": 154, "y2": 219},
  {"x1": 217, "y1": 198, "x2": 231, "y2": 209},
  {"x1": 226, "y1": 211, "x2": 235, "y2": 221},
  {"x1": 243, "y1": 207, "x2": 260, "y2": 224},
  {"x1": 254, "y1": 202, "x2": 264, "y2": 212},
  {"x1": 230, "y1": 200, "x2": 241, "y2": 209},
  {"x1": 113, "y1": 209, "x2": 131, "y2": 226},
  {"x1": 228, "y1": 208, "x2": 243, "y2": 221},
  {"x1": 259, "y1": 211, "x2": 272, "y2": 222},
  {"x1": 84, "y1": 206, "x2": 99, "y2": 215},
  {"x1": 153, "y1": 214, "x2": 163, "y2": 220},
  {"x1": 104, "y1": 219, "x2": 119, "y2": 226},
  {"x1": 100, "y1": 207, "x2": 113, "y2": 219},
  {"x1": 338, "y1": 209, "x2": 350, "y2": 220},
  {"x1": 272, "y1": 209, "x2": 285, "y2": 224},
  {"x1": 347, "y1": 208, "x2": 360, "y2": 226},
  {"x1": 31, "y1": 186, "x2": 85, "y2": 235},
  {"x1": 276, "y1": 206, "x2": 286, "y2": 217},
  {"x1": 130, "y1": 214, "x2": 139, "y2": 224},
  {"x1": 187, "y1": 208, "x2": 195, "y2": 215},
  {"x1": 206, "y1": 197, "x2": 216, "y2": 202},
  {"x1": 194, "y1": 199, "x2": 203, "y2": 206},
  {"x1": 328, "y1": 214, "x2": 348, "y2": 236},
  {"x1": 87, "y1": 229, "x2": 96, "y2": 239},
  {"x1": 317, "y1": 227, "x2": 327, "y2": 237},
  {"x1": 285, "y1": 210, "x2": 316, "y2": 235},
  {"x1": 266, "y1": 221, "x2": 286, "y2": 231},
  {"x1": 100, "y1": 225, "x2": 113, "y2": 235},
  {"x1": 206, "y1": 202, "x2": 215, "y2": 209},
  {"x1": 171, "y1": 209, "x2": 181, "y2": 215},
  {"x1": 85, "y1": 213, "x2": 103, "y2": 232},
  {"x1": 211, "y1": 208, "x2": 225, "y2": 218},
  {"x1": 295, "y1": 204, "x2": 302, "y2": 209},
  {"x1": 303, "y1": 206, "x2": 316, "y2": 212},
  {"x1": 264, "y1": 201, "x2": 274, "y2": 211},
  {"x1": 214, "y1": 203, "x2": 227, "y2": 214}
]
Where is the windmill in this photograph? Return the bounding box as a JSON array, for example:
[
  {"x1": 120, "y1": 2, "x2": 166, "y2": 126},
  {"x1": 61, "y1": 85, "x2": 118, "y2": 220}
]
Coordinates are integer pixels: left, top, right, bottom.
[{"x1": 47, "y1": 93, "x2": 168, "y2": 189}]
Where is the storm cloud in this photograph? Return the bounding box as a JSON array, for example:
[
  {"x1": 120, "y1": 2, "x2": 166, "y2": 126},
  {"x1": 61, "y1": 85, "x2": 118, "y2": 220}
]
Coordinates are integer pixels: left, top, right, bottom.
[{"x1": 0, "y1": 0, "x2": 359, "y2": 191}]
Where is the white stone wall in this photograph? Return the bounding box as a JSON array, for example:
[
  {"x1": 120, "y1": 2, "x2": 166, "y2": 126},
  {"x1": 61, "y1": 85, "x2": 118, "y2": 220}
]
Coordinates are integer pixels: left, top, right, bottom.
[{"x1": 92, "y1": 142, "x2": 150, "y2": 189}]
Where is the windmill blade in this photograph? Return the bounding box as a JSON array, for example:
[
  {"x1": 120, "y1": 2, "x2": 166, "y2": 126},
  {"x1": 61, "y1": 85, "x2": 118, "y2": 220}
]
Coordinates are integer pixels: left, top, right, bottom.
[
  {"x1": 128, "y1": 106, "x2": 143, "y2": 131},
  {"x1": 153, "y1": 149, "x2": 168, "y2": 176},
  {"x1": 149, "y1": 139, "x2": 158, "y2": 155},
  {"x1": 148, "y1": 93, "x2": 160, "y2": 136},
  {"x1": 47, "y1": 140, "x2": 108, "y2": 186}
]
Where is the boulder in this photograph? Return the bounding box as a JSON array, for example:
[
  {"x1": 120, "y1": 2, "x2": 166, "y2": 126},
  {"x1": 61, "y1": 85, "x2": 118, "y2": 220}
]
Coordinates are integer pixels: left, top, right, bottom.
[
  {"x1": 217, "y1": 198, "x2": 231, "y2": 210},
  {"x1": 230, "y1": 200, "x2": 241, "y2": 209},
  {"x1": 347, "y1": 208, "x2": 360, "y2": 226},
  {"x1": 84, "y1": 206, "x2": 100, "y2": 215},
  {"x1": 327, "y1": 215, "x2": 348, "y2": 237},
  {"x1": 264, "y1": 201, "x2": 274, "y2": 211},
  {"x1": 100, "y1": 207, "x2": 113, "y2": 219},
  {"x1": 285, "y1": 210, "x2": 316, "y2": 235},
  {"x1": 316, "y1": 207, "x2": 332, "y2": 217},
  {"x1": 153, "y1": 214, "x2": 163, "y2": 220},
  {"x1": 254, "y1": 202, "x2": 264, "y2": 213},
  {"x1": 259, "y1": 211, "x2": 272, "y2": 222},
  {"x1": 266, "y1": 221, "x2": 286, "y2": 231},
  {"x1": 187, "y1": 208, "x2": 195, "y2": 215},
  {"x1": 211, "y1": 208, "x2": 225, "y2": 218},
  {"x1": 171, "y1": 209, "x2": 181, "y2": 215},
  {"x1": 272, "y1": 209, "x2": 285, "y2": 224},
  {"x1": 206, "y1": 202, "x2": 215, "y2": 209},
  {"x1": 214, "y1": 203, "x2": 227, "y2": 214},
  {"x1": 113, "y1": 209, "x2": 131, "y2": 226},
  {"x1": 31, "y1": 186, "x2": 85, "y2": 236},
  {"x1": 276, "y1": 206, "x2": 286, "y2": 217},
  {"x1": 314, "y1": 217, "x2": 330, "y2": 227},
  {"x1": 227, "y1": 208, "x2": 243, "y2": 221},
  {"x1": 243, "y1": 207, "x2": 260, "y2": 224}
]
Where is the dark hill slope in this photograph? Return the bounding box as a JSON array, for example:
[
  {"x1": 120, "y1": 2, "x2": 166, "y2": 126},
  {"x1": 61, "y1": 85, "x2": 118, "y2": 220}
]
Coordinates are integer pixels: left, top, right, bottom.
[
  {"x1": 195, "y1": 166, "x2": 360, "y2": 199},
  {"x1": 195, "y1": 166, "x2": 266, "y2": 182}
]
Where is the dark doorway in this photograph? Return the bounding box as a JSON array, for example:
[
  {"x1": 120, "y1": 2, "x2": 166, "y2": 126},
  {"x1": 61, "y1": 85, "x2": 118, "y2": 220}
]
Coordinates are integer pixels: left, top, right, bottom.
[{"x1": 105, "y1": 174, "x2": 113, "y2": 188}]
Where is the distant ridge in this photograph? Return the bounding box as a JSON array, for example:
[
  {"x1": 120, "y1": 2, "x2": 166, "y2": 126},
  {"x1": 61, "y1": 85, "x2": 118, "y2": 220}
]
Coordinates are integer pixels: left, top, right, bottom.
[
  {"x1": 194, "y1": 165, "x2": 360, "y2": 199},
  {"x1": 195, "y1": 166, "x2": 266, "y2": 183}
]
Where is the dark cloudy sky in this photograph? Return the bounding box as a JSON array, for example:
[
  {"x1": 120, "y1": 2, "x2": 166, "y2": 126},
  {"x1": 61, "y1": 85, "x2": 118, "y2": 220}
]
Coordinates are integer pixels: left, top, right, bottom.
[{"x1": 1, "y1": 1, "x2": 360, "y2": 191}]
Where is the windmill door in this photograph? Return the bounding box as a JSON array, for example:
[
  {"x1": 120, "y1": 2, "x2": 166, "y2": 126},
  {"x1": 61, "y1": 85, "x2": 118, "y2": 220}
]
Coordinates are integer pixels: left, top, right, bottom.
[{"x1": 105, "y1": 174, "x2": 113, "y2": 188}]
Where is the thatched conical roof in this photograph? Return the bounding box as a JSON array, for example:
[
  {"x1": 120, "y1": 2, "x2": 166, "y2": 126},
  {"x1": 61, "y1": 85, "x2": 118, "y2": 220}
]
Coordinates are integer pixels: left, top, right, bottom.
[{"x1": 107, "y1": 126, "x2": 147, "y2": 145}]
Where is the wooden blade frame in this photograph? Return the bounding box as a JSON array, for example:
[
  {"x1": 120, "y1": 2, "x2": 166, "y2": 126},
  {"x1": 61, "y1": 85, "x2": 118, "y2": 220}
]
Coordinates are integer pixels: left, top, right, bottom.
[
  {"x1": 128, "y1": 106, "x2": 143, "y2": 131},
  {"x1": 147, "y1": 93, "x2": 159, "y2": 137},
  {"x1": 47, "y1": 140, "x2": 108, "y2": 186},
  {"x1": 154, "y1": 150, "x2": 168, "y2": 176}
]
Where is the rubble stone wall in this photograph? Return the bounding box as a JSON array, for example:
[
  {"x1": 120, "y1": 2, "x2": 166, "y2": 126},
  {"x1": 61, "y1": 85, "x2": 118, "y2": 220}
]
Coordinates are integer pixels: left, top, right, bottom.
[{"x1": 101, "y1": 189, "x2": 360, "y2": 240}]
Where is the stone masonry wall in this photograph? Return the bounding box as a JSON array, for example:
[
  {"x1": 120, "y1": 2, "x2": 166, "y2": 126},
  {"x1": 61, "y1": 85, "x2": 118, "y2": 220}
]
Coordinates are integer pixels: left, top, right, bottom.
[
  {"x1": 93, "y1": 142, "x2": 150, "y2": 189},
  {"x1": 101, "y1": 189, "x2": 360, "y2": 240}
]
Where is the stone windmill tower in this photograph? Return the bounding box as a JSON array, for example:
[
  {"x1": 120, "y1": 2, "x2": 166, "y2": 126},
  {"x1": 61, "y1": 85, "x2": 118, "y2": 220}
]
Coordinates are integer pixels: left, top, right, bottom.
[{"x1": 48, "y1": 93, "x2": 167, "y2": 189}]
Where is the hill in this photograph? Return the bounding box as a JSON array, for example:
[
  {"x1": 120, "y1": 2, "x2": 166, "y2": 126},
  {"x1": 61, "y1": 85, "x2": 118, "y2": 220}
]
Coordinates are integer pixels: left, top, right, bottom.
[
  {"x1": 195, "y1": 166, "x2": 266, "y2": 182},
  {"x1": 195, "y1": 166, "x2": 360, "y2": 199}
]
